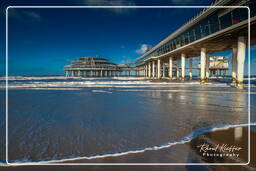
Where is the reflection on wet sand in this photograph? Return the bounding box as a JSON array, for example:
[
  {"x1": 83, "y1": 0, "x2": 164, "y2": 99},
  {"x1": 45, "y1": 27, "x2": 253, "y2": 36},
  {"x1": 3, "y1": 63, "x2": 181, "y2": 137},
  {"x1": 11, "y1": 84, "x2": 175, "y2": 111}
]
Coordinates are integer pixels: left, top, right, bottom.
[
  {"x1": 0, "y1": 77, "x2": 254, "y2": 167},
  {"x1": 56, "y1": 126, "x2": 253, "y2": 168},
  {"x1": 4, "y1": 88, "x2": 250, "y2": 163}
]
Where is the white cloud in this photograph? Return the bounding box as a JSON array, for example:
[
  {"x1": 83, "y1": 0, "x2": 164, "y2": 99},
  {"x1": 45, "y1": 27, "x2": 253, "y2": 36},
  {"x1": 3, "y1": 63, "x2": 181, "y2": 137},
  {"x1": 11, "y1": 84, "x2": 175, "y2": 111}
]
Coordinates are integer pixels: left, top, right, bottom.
[
  {"x1": 82, "y1": 0, "x2": 135, "y2": 13},
  {"x1": 135, "y1": 44, "x2": 152, "y2": 54},
  {"x1": 120, "y1": 56, "x2": 133, "y2": 64},
  {"x1": 9, "y1": 9, "x2": 41, "y2": 22}
]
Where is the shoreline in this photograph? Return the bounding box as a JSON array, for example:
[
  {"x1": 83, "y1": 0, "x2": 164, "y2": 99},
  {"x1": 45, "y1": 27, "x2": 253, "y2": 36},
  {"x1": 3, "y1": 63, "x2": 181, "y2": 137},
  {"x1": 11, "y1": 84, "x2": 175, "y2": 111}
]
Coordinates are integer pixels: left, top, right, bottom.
[
  {"x1": 0, "y1": 76, "x2": 254, "y2": 170},
  {"x1": 2, "y1": 123, "x2": 255, "y2": 166},
  {"x1": 0, "y1": 125, "x2": 254, "y2": 171}
]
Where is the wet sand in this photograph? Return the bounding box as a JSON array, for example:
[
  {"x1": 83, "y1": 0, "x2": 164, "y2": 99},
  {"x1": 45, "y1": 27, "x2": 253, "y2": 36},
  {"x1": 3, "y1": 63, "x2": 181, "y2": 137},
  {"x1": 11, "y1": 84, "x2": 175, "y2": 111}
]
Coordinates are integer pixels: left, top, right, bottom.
[
  {"x1": 1, "y1": 126, "x2": 255, "y2": 171},
  {"x1": 0, "y1": 77, "x2": 255, "y2": 170}
]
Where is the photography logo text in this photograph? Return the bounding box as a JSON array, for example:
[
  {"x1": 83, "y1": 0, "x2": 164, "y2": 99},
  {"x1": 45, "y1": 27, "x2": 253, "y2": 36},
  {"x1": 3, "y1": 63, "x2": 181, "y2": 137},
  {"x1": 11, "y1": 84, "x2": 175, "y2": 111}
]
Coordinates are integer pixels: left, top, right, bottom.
[{"x1": 197, "y1": 143, "x2": 242, "y2": 158}]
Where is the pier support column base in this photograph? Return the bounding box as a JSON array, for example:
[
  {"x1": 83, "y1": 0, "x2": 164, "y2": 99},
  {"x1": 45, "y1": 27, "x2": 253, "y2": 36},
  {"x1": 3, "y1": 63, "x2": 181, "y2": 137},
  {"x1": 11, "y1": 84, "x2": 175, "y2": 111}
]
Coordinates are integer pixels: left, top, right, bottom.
[
  {"x1": 189, "y1": 73, "x2": 192, "y2": 80},
  {"x1": 200, "y1": 79, "x2": 206, "y2": 84},
  {"x1": 236, "y1": 82, "x2": 244, "y2": 89},
  {"x1": 232, "y1": 78, "x2": 237, "y2": 84},
  {"x1": 181, "y1": 77, "x2": 185, "y2": 81}
]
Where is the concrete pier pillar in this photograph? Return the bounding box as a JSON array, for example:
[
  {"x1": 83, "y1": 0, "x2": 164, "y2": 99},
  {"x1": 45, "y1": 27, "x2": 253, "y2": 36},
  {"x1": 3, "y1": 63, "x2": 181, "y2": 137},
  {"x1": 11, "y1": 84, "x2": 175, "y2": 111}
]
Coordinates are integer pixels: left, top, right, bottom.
[
  {"x1": 157, "y1": 58, "x2": 161, "y2": 79},
  {"x1": 169, "y1": 57, "x2": 173, "y2": 79},
  {"x1": 163, "y1": 63, "x2": 166, "y2": 77},
  {"x1": 72, "y1": 71, "x2": 74, "y2": 77},
  {"x1": 205, "y1": 54, "x2": 210, "y2": 81},
  {"x1": 78, "y1": 71, "x2": 81, "y2": 77},
  {"x1": 236, "y1": 36, "x2": 246, "y2": 89},
  {"x1": 181, "y1": 53, "x2": 185, "y2": 80},
  {"x1": 152, "y1": 61, "x2": 155, "y2": 78},
  {"x1": 232, "y1": 47, "x2": 238, "y2": 83},
  {"x1": 148, "y1": 62, "x2": 151, "y2": 78},
  {"x1": 145, "y1": 64, "x2": 148, "y2": 77},
  {"x1": 66, "y1": 71, "x2": 69, "y2": 77},
  {"x1": 200, "y1": 48, "x2": 207, "y2": 83},
  {"x1": 90, "y1": 70, "x2": 93, "y2": 77},
  {"x1": 189, "y1": 58, "x2": 193, "y2": 80},
  {"x1": 176, "y1": 60, "x2": 179, "y2": 80}
]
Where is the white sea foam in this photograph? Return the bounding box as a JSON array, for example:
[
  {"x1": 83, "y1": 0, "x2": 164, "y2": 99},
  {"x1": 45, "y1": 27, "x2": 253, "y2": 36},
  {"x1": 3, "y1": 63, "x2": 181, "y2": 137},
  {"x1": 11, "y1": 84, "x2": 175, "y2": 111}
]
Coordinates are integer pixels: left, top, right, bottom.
[
  {"x1": 4, "y1": 122, "x2": 255, "y2": 165},
  {"x1": 92, "y1": 90, "x2": 112, "y2": 93},
  {"x1": 1, "y1": 76, "x2": 238, "y2": 89},
  {"x1": 2, "y1": 76, "x2": 256, "y2": 89}
]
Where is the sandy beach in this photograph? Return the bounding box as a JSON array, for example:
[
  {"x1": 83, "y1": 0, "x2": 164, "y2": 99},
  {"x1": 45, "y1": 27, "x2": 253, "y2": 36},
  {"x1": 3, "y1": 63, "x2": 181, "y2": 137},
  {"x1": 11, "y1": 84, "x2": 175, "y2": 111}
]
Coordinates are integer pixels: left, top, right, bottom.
[
  {"x1": 0, "y1": 126, "x2": 255, "y2": 171},
  {"x1": 0, "y1": 76, "x2": 255, "y2": 170}
]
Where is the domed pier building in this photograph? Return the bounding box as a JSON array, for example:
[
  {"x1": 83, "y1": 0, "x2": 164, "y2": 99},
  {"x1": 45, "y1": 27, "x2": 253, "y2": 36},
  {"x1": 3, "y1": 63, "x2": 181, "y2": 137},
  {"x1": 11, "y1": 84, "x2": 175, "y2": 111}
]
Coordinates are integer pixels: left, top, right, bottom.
[{"x1": 64, "y1": 57, "x2": 143, "y2": 77}]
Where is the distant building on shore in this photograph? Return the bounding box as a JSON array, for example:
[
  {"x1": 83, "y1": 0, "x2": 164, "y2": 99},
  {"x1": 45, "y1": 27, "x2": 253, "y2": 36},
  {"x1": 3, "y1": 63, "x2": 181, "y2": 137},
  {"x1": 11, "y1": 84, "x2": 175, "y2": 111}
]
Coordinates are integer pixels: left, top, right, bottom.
[{"x1": 64, "y1": 57, "x2": 142, "y2": 77}]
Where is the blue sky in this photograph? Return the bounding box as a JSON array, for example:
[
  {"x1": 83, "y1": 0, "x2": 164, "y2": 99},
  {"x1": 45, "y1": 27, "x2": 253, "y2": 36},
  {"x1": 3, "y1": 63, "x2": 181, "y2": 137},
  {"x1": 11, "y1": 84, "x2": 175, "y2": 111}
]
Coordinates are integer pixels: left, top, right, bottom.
[{"x1": 0, "y1": 0, "x2": 255, "y2": 76}]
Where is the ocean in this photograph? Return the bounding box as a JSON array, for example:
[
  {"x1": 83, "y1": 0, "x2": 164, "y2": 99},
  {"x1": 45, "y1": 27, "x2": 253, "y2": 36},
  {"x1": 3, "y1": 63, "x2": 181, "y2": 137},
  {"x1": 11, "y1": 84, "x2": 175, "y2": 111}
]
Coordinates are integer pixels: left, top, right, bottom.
[{"x1": 0, "y1": 76, "x2": 255, "y2": 164}]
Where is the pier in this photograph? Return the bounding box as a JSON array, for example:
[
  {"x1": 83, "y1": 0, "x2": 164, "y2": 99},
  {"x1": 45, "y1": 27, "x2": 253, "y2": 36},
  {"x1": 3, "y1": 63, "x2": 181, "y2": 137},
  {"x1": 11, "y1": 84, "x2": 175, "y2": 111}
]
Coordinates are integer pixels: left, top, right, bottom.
[
  {"x1": 64, "y1": 57, "x2": 143, "y2": 77},
  {"x1": 63, "y1": 0, "x2": 256, "y2": 89},
  {"x1": 135, "y1": 0, "x2": 256, "y2": 88}
]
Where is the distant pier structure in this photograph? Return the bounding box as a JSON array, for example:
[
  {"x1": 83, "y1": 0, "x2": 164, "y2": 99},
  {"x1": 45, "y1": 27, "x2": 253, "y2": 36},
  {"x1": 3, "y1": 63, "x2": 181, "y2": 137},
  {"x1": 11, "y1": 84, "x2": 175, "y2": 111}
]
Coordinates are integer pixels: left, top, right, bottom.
[
  {"x1": 208, "y1": 56, "x2": 229, "y2": 77},
  {"x1": 198, "y1": 56, "x2": 229, "y2": 78},
  {"x1": 64, "y1": 57, "x2": 143, "y2": 77}
]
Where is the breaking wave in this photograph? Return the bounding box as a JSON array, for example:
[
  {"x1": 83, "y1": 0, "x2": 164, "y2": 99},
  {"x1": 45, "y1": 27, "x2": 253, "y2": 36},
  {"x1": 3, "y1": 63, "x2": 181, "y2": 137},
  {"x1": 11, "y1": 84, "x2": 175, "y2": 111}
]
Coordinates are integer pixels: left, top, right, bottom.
[{"x1": 0, "y1": 76, "x2": 237, "y2": 89}]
